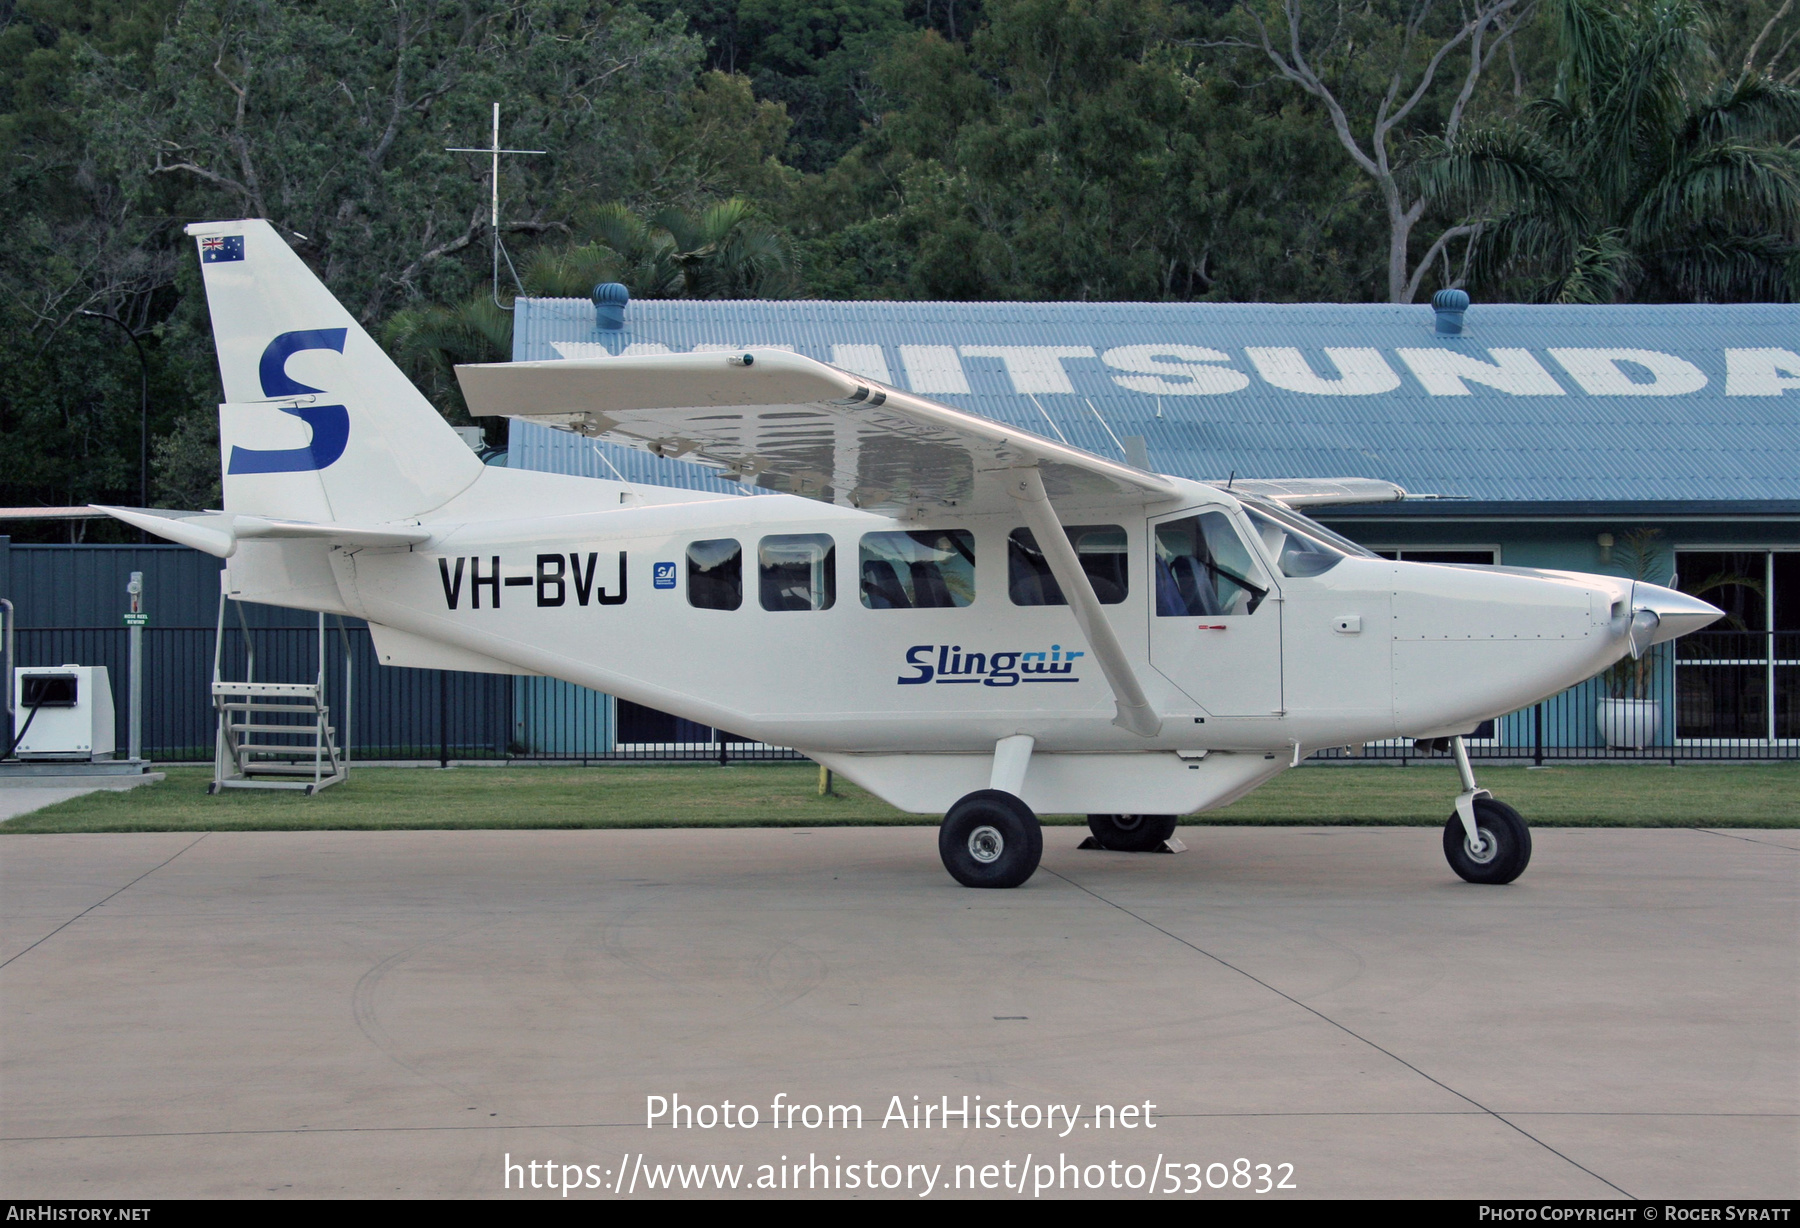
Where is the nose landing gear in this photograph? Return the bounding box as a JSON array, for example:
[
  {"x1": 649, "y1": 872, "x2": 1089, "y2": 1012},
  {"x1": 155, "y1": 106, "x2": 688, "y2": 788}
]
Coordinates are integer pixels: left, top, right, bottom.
[{"x1": 1442, "y1": 735, "x2": 1532, "y2": 884}]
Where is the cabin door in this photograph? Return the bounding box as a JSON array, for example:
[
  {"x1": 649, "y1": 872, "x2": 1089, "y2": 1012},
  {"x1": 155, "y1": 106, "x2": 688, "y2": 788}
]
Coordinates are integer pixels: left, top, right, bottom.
[{"x1": 1148, "y1": 509, "x2": 1284, "y2": 717}]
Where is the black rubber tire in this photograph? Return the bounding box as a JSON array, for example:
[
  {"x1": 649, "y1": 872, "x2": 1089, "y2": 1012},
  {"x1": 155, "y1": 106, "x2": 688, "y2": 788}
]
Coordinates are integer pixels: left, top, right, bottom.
[
  {"x1": 1443, "y1": 797, "x2": 1532, "y2": 885},
  {"x1": 1085, "y1": 813, "x2": 1179, "y2": 852},
  {"x1": 939, "y1": 790, "x2": 1043, "y2": 888}
]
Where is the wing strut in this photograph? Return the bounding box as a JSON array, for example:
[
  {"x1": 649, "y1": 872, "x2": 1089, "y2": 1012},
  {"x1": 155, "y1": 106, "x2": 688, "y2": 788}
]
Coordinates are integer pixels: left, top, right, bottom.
[{"x1": 1007, "y1": 468, "x2": 1161, "y2": 739}]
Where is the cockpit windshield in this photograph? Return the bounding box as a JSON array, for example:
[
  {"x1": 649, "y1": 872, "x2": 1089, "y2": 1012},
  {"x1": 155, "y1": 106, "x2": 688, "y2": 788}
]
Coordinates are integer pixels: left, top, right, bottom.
[{"x1": 1237, "y1": 494, "x2": 1378, "y2": 578}]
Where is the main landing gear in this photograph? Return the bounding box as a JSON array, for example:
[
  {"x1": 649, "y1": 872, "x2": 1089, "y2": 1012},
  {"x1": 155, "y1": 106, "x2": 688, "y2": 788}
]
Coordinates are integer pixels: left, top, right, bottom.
[
  {"x1": 939, "y1": 790, "x2": 1043, "y2": 888},
  {"x1": 940, "y1": 735, "x2": 1044, "y2": 888},
  {"x1": 1442, "y1": 735, "x2": 1532, "y2": 884},
  {"x1": 1084, "y1": 813, "x2": 1178, "y2": 852}
]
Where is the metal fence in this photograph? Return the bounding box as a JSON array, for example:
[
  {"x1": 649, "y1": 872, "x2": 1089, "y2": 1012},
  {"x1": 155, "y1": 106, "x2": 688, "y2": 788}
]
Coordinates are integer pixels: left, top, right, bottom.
[
  {"x1": 1317, "y1": 632, "x2": 1798, "y2": 763},
  {"x1": 12, "y1": 624, "x2": 801, "y2": 764},
  {"x1": 11, "y1": 626, "x2": 1795, "y2": 765}
]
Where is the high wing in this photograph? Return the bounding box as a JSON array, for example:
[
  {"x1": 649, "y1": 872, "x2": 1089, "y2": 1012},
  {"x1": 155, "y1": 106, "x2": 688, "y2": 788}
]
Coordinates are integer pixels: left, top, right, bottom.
[
  {"x1": 1218, "y1": 477, "x2": 1408, "y2": 508},
  {"x1": 454, "y1": 349, "x2": 1179, "y2": 516},
  {"x1": 95, "y1": 506, "x2": 430, "y2": 559}
]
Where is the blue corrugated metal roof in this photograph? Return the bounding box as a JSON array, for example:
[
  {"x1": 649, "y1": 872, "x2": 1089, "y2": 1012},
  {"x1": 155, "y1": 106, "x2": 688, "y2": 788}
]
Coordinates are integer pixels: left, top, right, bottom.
[{"x1": 509, "y1": 298, "x2": 1800, "y2": 504}]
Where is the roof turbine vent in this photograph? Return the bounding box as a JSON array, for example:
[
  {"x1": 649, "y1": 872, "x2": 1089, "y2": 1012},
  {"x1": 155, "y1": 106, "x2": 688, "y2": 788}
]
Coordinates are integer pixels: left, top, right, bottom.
[
  {"x1": 1432, "y1": 287, "x2": 1470, "y2": 335},
  {"x1": 593, "y1": 282, "x2": 630, "y2": 331}
]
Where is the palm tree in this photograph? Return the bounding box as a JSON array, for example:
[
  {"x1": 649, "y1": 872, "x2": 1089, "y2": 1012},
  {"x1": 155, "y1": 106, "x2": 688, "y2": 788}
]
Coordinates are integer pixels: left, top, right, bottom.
[
  {"x1": 382, "y1": 296, "x2": 513, "y2": 422},
  {"x1": 1422, "y1": 0, "x2": 1800, "y2": 302},
  {"x1": 521, "y1": 200, "x2": 799, "y2": 300}
]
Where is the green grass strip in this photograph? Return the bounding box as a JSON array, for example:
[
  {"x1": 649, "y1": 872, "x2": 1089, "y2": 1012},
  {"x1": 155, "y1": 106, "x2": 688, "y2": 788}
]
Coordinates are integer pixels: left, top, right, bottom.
[{"x1": 3, "y1": 762, "x2": 1795, "y2": 833}]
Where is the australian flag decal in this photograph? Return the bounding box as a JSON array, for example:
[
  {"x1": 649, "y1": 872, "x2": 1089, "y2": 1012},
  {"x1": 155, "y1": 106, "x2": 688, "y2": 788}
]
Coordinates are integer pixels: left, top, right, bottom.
[{"x1": 200, "y1": 234, "x2": 245, "y2": 263}]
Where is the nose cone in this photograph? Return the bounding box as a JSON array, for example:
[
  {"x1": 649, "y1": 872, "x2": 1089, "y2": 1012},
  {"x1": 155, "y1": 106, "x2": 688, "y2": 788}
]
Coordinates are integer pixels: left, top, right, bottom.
[{"x1": 1631, "y1": 581, "x2": 1724, "y2": 649}]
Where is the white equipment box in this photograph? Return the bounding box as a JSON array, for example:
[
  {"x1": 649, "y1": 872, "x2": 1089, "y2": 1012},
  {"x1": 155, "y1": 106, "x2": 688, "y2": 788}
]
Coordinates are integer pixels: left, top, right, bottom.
[{"x1": 12, "y1": 666, "x2": 116, "y2": 760}]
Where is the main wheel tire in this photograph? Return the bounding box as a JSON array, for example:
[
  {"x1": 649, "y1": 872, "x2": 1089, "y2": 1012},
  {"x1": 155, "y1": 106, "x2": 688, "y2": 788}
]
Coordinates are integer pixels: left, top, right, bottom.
[
  {"x1": 1085, "y1": 813, "x2": 1178, "y2": 852},
  {"x1": 939, "y1": 790, "x2": 1043, "y2": 888},
  {"x1": 1443, "y1": 797, "x2": 1532, "y2": 885}
]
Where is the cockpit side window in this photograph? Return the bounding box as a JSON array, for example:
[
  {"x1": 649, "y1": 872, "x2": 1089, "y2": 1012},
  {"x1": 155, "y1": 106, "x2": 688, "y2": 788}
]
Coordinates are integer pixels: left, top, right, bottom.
[
  {"x1": 1008, "y1": 525, "x2": 1128, "y2": 606},
  {"x1": 859, "y1": 530, "x2": 976, "y2": 609},
  {"x1": 1242, "y1": 508, "x2": 1343, "y2": 578},
  {"x1": 687, "y1": 538, "x2": 742, "y2": 610},
  {"x1": 1236, "y1": 494, "x2": 1378, "y2": 559},
  {"x1": 759, "y1": 534, "x2": 836, "y2": 611},
  {"x1": 1154, "y1": 513, "x2": 1268, "y2": 616}
]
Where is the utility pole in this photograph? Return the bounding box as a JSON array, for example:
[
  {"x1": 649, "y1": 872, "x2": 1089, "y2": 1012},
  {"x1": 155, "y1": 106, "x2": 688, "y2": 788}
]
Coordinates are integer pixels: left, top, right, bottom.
[{"x1": 448, "y1": 104, "x2": 546, "y2": 308}]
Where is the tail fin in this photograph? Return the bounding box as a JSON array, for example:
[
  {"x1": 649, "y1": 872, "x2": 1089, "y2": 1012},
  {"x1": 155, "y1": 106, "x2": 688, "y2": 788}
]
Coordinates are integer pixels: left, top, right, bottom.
[{"x1": 186, "y1": 219, "x2": 482, "y2": 523}]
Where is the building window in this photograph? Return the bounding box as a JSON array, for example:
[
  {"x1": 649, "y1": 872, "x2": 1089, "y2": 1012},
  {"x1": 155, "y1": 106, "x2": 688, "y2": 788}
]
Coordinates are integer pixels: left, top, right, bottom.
[
  {"x1": 1675, "y1": 550, "x2": 1798, "y2": 741},
  {"x1": 859, "y1": 530, "x2": 975, "y2": 609},
  {"x1": 687, "y1": 539, "x2": 742, "y2": 610},
  {"x1": 759, "y1": 534, "x2": 836, "y2": 611},
  {"x1": 1008, "y1": 525, "x2": 1128, "y2": 605},
  {"x1": 1154, "y1": 513, "x2": 1268, "y2": 616}
]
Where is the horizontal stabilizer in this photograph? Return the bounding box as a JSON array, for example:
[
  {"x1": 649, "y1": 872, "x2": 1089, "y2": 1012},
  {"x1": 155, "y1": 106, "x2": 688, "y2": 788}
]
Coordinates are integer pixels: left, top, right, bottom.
[{"x1": 93, "y1": 506, "x2": 430, "y2": 558}]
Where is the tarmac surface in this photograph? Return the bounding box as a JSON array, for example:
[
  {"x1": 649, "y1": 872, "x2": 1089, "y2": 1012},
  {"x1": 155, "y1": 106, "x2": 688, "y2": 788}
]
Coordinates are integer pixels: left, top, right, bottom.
[{"x1": 0, "y1": 825, "x2": 1794, "y2": 1200}]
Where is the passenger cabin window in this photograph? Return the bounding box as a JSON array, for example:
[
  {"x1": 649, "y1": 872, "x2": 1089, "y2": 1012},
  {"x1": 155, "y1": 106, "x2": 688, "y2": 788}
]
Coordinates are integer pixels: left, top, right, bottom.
[
  {"x1": 759, "y1": 534, "x2": 836, "y2": 611},
  {"x1": 1009, "y1": 525, "x2": 1128, "y2": 605},
  {"x1": 687, "y1": 538, "x2": 742, "y2": 610},
  {"x1": 1155, "y1": 513, "x2": 1268, "y2": 616},
  {"x1": 859, "y1": 531, "x2": 975, "y2": 609}
]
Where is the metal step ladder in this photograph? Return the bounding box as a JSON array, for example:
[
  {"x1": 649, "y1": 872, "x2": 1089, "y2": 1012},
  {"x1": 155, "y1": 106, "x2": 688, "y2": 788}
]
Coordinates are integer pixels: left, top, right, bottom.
[{"x1": 210, "y1": 591, "x2": 351, "y2": 795}]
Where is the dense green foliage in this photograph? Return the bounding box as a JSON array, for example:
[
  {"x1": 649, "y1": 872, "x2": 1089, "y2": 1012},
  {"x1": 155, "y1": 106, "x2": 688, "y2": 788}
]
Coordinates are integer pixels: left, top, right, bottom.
[
  {"x1": 1423, "y1": 0, "x2": 1800, "y2": 302},
  {"x1": 3, "y1": 0, "x2": 1796, "y2": 534}
]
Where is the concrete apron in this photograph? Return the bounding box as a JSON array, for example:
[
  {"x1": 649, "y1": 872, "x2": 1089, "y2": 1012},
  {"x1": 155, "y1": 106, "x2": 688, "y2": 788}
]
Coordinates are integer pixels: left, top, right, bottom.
[{"x1": 0, "y1": 826, "x2": 1793, "y2": 1199}]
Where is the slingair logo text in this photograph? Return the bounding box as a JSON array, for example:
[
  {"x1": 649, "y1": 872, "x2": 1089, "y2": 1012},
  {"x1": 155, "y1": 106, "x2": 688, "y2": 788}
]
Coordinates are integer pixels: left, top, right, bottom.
[
  {"x1": 897, "y1": 644, "x2": 1084, "y2": 687},
  {"x1": 439, "y1": 553, "x2": 626, "y2": 610}
]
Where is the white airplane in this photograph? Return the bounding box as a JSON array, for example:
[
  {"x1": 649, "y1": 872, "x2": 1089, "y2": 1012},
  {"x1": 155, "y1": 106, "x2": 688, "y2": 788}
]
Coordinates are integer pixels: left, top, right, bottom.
[{"x1": 100, "y1": 220, "x2": 1723, "y2": 888}]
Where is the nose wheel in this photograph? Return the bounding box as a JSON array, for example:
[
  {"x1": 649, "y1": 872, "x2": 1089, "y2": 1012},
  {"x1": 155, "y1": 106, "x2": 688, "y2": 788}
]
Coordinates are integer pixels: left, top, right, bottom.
[
  {"x1": 939, "y1": 790, "x2": 1043, "y2": 888},
  {"x1": 1443, "y1": 796, "x2": 1532, "y2": 883},
  {"x1": 1442, "y1": 734, "x2": 1532, "y2": 884}
]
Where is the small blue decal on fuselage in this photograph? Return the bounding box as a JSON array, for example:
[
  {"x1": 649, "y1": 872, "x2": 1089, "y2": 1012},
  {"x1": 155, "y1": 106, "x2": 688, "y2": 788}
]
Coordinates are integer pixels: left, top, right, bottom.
[{"x1": 653, "y1": 562, "x2": 677, "y2": 589}]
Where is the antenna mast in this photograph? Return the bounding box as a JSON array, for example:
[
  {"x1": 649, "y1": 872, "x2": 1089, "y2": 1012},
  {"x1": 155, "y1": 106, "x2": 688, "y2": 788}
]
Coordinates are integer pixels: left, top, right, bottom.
[{"x1": 447, "y1": 104, "x2": 546, "y2": 309}]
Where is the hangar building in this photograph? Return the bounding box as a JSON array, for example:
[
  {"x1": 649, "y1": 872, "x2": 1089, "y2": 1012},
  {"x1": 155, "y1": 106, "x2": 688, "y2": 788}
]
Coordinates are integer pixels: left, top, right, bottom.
[{"x1": 508, "y1": 294, "x2": 1800, "y2": 753}]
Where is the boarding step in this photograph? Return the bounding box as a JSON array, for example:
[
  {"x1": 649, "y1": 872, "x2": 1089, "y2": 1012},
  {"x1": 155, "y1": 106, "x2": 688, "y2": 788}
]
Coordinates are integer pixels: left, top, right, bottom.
[
  {"x1": 233, "y1": 742, "x2": 338, "y2": 756},
  {"x1": 218, "y1": 704, "x2": 331, "y2": 718},
  {"x1": 228, "y1": 762, "x2": 345, "y2": 775},
  {"x1": 212, "y1": 682, "x2": 321, "y2": 699}
]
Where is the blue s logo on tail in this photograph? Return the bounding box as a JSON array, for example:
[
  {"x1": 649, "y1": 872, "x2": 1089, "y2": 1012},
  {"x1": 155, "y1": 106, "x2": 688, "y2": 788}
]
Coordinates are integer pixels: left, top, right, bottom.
[{"x1": 227, "y1": 329, "x2": 351, "y2": 474}]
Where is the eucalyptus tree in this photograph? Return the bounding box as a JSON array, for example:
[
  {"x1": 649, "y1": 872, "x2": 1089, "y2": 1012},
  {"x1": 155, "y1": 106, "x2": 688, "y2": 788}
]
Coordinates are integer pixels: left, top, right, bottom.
[
  {"x1": 81, "y1": 0, "x2": 703, "y2": 323},
  {"x1": 1233, "y1": 0, "x2": 1538, "y2": 303},
  {"x1": 1423, "y1": 0, "x2": 1800, "y2": 302}
]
